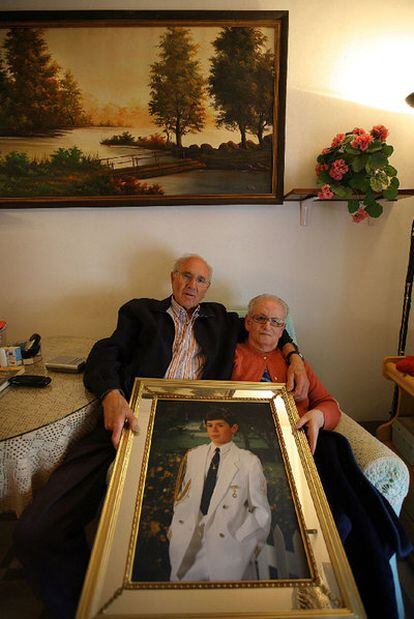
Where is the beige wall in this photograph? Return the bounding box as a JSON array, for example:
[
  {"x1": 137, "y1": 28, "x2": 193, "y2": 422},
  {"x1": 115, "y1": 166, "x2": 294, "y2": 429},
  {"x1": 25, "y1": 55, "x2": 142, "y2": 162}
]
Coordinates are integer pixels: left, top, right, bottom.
[{"x1": 2, "y1": 0, "x2": 414, "y2": 421}]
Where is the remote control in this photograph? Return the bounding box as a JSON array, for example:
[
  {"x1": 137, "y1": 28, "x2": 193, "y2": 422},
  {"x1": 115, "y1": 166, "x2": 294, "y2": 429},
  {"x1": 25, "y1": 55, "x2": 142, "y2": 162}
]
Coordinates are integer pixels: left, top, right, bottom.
[{"x1": 9, "y1": 375, "x2": 51, "y2": 388}]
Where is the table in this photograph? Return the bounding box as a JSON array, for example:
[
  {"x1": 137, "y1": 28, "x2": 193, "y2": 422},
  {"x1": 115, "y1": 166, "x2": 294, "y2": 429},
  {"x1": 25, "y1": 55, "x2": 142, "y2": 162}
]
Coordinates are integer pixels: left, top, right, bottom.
[
  {"x1": 378, "y1": 356, "x2": 414, "y2": 541},
  {"x1": 377, "y1": 356, "x2": 414, "y2": 442},
  {"x1": 0, "y1": 336, "x2": 100, "y2": 515}
]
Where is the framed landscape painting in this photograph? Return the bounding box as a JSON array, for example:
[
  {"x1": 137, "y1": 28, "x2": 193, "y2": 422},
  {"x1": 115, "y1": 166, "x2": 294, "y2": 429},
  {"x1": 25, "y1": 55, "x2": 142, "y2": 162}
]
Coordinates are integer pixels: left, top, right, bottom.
[
  {"x1": 0, "y1": 10, "x2": 288, "y2": 208},
  {"x1": 76, "y1": 379, "x2": 365, "y2": 619}
]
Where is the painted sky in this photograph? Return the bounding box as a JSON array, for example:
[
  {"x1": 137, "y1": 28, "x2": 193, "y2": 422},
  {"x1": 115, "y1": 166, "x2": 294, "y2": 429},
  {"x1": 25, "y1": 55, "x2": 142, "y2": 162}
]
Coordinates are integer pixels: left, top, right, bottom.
[{"x1": 0, "y1": 25, "x2": 275, "y2": 129}]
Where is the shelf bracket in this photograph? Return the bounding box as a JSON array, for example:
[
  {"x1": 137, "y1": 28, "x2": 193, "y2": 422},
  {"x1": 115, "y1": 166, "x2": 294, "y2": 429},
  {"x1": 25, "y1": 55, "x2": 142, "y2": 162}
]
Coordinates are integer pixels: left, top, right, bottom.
[{"x1": 299, "y1": 198, "x2": 313, "y2": 226}]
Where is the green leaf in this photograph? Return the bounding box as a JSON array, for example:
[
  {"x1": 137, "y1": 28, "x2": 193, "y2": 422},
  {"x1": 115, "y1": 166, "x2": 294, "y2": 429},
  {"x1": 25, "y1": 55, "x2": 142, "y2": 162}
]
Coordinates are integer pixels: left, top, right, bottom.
[
  {"x1": 370, "y1": 177, "x2": 384, "y2": 193},
  {"x1": 366, "y1": 152, "x2": 388, "y2": 172},
  {"x1": 351, "y1": 154, "x2": 368, "y2": 172},
  {"x1": 382, "y1": 144, "x2": 394, "y2": 157},
  {"x1": 389, "y1": 176, "x2": 400, "y2": 189},
  {"x1": 363, "y1": 194, "x2": 377, "y2": 207},
  {"x1": 319, "y1": 170, "x2": 331, "y2": 183},
  {"x1": 344, "y1": 145, "x2": 361, "y2": 155},
  {"x1": 366, "y1": 143, "x2": 383, "y2": 153},
  {"x1": 332, "y1": 185, "x2": 346, "y2": 198},
  {"x1": 365, "y1": 201, "x2": 383, "y2": 218},
  {"x1": 370, "y1": 170, "x2": 389, "y2": 193},
  {"x1": 349, "y1": 175, "x2": 370, "y2": 192},
  {"x1": 333, "y1": 185, "x2": 353, "y2": 199},
  {"x1": 383, "y1": 186, "x2": 398, "y2": 200},
  {"x1": 384, "y1": 164, "x2": 397, "y2": 177},
  {"x1": 347, "y1": 199, "x2": 360, "y2": 213}
]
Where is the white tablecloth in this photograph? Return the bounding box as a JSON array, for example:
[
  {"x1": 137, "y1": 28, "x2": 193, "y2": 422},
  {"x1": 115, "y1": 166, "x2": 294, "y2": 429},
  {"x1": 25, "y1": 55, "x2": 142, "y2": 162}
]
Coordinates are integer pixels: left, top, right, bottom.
[{"x1": 0, "y1": 336, "x2": 100, "y2": 515}]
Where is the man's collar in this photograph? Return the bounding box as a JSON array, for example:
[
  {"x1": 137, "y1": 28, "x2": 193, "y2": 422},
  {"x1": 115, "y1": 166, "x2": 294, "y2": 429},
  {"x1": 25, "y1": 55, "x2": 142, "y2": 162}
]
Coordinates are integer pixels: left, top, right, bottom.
[
  {"x1": 170, "y1": 295, "x2": 200, "y2": 319},
  {"x1": 155, "y1": 295, "x2": 214, "y2": 318}
]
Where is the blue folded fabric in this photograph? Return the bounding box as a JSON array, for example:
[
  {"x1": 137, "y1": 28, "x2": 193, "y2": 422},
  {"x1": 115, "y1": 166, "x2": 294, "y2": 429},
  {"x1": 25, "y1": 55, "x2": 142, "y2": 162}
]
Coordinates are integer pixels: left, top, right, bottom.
[{"x1": 314, "y1": 431, "x2": 412, "y2": 619}]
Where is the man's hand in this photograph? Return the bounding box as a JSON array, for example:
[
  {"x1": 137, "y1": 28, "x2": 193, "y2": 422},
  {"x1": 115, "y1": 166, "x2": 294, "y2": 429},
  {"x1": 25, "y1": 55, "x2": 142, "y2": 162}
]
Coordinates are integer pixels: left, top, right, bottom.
[
  {"x1": 102, "y1": 389, "x2": 138, "y2": 449},
  {"x1": 296, "y1": 409, "x2": 324, "y2": 454},
  {"x1": 286, "y1": 355, "x2": 310, "y2": 401}
]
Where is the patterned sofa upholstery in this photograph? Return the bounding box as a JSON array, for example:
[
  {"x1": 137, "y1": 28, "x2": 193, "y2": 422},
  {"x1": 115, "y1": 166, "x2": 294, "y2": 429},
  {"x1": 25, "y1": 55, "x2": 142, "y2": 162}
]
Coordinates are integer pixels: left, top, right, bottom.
[{"x1": 335, "y1": 411, "x2": 409, "y2": 515}]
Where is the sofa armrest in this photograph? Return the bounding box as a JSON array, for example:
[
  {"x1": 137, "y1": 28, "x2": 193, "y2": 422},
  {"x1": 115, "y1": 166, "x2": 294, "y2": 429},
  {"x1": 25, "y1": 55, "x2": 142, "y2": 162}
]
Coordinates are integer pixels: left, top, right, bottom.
[{"x1": 335, "y1": 412, "x2": 410, "y2": 515}]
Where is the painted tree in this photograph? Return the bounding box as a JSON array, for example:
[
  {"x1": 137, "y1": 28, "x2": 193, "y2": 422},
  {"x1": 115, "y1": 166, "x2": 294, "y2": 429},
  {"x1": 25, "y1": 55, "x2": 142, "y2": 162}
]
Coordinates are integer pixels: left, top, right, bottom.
[
  {"x1": 149, "y1": 27, "x2": 206, "y2": 149},
  {"x1": 0, "y1": 57, "x2": 11, "y2": 131},
  {"x1": 57, "y1": 70, "x2": 89, "y2": 127},
  {"x1": 247, "y1": 49, "x2": 274, "y2": 146},
  {"x1": 2, "y1": 27, "x2": 86, "y2": 133},
  {"x1": 4, "y1": 28, "x2": 62, "y2": 132},
  {"x1": 209, "y1": 27, "x2": 273, "y2": 148}
]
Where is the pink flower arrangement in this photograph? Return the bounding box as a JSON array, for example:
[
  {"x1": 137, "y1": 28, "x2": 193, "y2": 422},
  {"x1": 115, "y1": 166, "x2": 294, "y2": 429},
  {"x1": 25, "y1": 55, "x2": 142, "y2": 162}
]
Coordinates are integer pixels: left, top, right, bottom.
[
  {"x1": 331, "y1": 133, "x2": 345, "y2": 148},
  {"x1": 315, "y1": 163, "x2": 328, "y2": 175},
  {"x1": 329, "y1": 158, "x2": 349, "y2": 180},
  {"x1": 315, "y1": 124, "x2": 399, "y2": 222},
  {"x1": 351, "y1": 133, "x2": 374, "y2": 151},
  {"x1": 371, "y1": 124, "x2": 389, "y2": 142},
  {"x1": 317, "y1": 184, "x2": 334, "y2": 200},
  {"x1": 352, "y1": 208, "x2": 369, "y2": 223}
]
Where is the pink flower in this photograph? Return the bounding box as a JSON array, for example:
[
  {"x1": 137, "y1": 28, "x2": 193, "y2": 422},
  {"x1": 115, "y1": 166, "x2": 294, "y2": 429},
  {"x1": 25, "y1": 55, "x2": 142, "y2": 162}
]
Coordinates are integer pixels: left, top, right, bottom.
[
  {"x1": 352, "y1": 208, "x2": 369, "y2": 223},
  {"x1": 331, "y1": 133, "x2": 345, "y2": 148},
  {"x1": 317, "y1": 184, "x2": 334, "y2": 199},
  {"x1": 321, "y1": 147, "x2": 331, "y2": 155},
  {"x1": 371, "y1": 124, "x2": 389, "y2": 142},
  {"x1": 352, "y1": 127, "x2": 366, "y2": 135},
  {"x1": 329, "y1": 158, "x2": 349, "y2": 181},
  {"x1": 351, "y1": 133, "x2": 374, "y2": 151},
  {"x1": 315, "y1": 163, "x2": 329, "y2": 176}
]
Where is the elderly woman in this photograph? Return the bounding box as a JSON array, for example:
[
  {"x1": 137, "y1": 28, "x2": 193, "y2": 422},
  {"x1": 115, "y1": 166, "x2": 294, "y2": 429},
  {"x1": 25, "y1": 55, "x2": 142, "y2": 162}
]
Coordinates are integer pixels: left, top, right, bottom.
[
  {"x1": 231, "y1": 293, "x2": 340, "y2": 453},
  {"x1": 231, "y1": 294, "x2": 411, "y2": 619}
]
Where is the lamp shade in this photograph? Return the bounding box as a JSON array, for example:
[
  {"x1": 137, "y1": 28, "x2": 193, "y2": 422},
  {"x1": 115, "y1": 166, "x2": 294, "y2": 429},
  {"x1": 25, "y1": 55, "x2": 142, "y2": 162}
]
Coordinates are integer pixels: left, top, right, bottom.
[{"x1": 406, "y1": 92, "x2": 414, "y2": 108}]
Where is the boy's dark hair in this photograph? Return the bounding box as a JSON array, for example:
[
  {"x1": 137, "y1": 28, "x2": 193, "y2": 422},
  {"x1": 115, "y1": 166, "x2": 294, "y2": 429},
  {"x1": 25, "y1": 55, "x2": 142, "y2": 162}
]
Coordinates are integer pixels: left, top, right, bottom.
[{"x1": 204, "y1": 408, "x2": 238, "y2": 427}]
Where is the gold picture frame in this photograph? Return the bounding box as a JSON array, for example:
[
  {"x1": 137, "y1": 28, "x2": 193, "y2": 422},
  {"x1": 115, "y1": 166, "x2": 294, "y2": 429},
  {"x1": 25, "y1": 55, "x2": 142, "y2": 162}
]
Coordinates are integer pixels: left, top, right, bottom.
[{"x1": 77, "y1": 379, "x2": 365, "y2": 618}]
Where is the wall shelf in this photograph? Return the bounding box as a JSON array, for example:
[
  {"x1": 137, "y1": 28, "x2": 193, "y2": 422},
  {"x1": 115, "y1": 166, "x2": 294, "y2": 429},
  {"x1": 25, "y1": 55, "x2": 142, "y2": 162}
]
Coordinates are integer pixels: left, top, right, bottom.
[{"x1": 284, "y1": 188, "x2": 414, "y2": 226}]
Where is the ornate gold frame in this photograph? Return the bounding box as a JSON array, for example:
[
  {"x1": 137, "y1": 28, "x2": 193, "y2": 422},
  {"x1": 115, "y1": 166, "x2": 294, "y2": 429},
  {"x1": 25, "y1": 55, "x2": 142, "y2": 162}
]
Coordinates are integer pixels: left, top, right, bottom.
[{"x1": 77, "y1": 379, "x2": 365, "y2": 618}]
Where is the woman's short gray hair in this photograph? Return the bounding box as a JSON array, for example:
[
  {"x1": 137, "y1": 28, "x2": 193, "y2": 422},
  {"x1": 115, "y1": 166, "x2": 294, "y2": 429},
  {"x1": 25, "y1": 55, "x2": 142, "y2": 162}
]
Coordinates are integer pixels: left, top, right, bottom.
[
  {"x1": 172, "y1": 254, "x2": 213, "y2": 280},
  {"x1": 248, "y1": 294, "x2": 289, "y2": 317}
]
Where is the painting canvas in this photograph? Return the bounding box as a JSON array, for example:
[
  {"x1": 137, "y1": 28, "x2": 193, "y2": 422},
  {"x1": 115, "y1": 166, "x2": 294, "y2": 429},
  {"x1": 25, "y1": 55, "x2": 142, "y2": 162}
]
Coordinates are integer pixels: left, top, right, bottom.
[
  {"x1": 77, "y1": 379, "x2": 365, "y2": 619},
  {"x1": 0, "y1": 10, "x2": 288, "y2": 208}
]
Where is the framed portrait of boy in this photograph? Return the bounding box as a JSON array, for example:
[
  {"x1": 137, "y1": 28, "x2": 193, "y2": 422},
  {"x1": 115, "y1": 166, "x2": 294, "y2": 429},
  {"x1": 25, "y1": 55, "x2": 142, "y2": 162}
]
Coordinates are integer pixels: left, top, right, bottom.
[{"x1": 77, "y1": 379, "x2": 365, "y2": 619}]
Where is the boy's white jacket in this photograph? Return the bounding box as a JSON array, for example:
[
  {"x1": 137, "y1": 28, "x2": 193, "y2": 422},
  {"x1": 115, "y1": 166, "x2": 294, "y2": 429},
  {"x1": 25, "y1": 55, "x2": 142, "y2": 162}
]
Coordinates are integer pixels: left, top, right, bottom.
[{"x1": 169, "y1": 442, "x2": 271, "y2": 581}]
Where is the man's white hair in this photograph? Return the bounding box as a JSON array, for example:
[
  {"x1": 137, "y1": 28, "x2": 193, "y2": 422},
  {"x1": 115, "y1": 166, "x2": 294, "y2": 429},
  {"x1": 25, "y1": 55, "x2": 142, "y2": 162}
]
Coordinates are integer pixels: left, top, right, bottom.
[
  {"x1": 172, "y1": 254, "x2": 213, "y2": 280},
  {"x1": 248, "y1": 294, "x2": 289, "y2": 318}
]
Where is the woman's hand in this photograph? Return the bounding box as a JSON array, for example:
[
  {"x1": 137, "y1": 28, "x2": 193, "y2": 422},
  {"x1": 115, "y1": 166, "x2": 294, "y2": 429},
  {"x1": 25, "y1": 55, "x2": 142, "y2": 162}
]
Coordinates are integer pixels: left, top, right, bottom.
[{"x1": 296, "y1": 409, "x2": 324, "y2": 454}]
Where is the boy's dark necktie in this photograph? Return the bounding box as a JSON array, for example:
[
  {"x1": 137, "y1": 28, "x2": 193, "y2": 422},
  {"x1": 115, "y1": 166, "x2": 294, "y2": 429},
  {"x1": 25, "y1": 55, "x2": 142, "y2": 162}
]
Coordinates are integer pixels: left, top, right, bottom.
[{"x1": 200, "y1": 447, "x2": 220, "y2": 515}]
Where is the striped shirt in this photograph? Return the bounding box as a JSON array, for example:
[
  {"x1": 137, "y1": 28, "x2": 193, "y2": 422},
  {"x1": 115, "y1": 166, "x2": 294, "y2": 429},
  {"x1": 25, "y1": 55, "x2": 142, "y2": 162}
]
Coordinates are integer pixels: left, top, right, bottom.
[{"x1": 164, "y1": 297, "x2": 206, "y2": 379}]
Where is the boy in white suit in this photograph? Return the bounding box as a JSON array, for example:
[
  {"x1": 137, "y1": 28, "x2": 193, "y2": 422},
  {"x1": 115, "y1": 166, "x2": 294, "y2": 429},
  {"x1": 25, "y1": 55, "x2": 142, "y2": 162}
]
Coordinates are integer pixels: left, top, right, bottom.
[{"x1": 169, "y1": 410, "x2": 271, "y2": 582}]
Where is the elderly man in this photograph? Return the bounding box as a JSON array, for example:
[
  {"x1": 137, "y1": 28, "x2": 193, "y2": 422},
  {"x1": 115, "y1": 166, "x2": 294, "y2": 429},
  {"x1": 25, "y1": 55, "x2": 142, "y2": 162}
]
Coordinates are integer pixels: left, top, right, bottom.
[
  {"x1": 14, "y1": 255, "x2": 307, "y2": 619},
  {"x1": 232, "y1": 293, "x2": 340, "y2": 452},
  {"x1": 169, "y1": 409, "x2": 271, "y2": 582}
]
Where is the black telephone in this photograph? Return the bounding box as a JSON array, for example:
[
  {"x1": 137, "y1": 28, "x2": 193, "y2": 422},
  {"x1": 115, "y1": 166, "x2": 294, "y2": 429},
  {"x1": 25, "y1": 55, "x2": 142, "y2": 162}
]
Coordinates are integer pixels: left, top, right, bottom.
[{"x1": 21, "y1": 333, "x2": 41, "y2": 360}]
